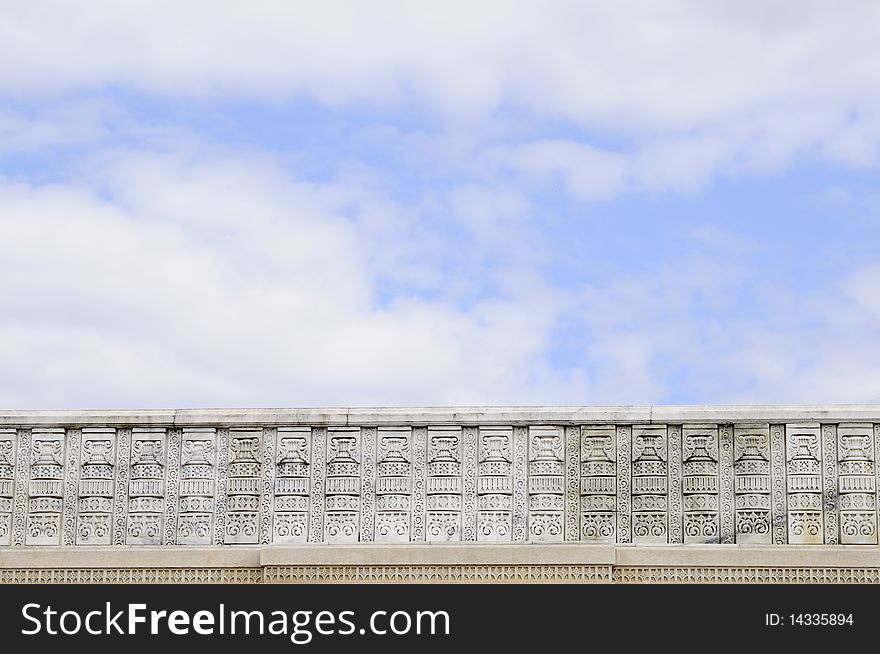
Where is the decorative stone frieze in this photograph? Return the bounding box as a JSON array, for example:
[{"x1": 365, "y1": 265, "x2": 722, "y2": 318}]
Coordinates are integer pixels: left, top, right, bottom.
[{"x1": 0, "y1": 406, "x2": 877, "y2": 549}]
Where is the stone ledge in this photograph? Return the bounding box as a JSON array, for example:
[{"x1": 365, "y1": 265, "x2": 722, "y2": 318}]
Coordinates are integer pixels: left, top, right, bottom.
[
  {"x1": 3, "y1": 404, "x2": 880, "y2": 427},
  {"x1": 0, "y1": 546, "x2": 262, "y2": 568},
  {"x1": 0, "y1": 543, "x2": 880, "y2": 571},
  {"x1": 260, "y1": 544, "x2": 617, "y2": 566},
  {"x1": 614, "y1": 545, "x2": 880, "y2": 567}
]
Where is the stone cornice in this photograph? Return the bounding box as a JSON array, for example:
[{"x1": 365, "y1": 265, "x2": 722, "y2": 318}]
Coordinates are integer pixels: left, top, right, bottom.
[{"x1": 1, "y1": 404, "x2": 879, "y2": 427}]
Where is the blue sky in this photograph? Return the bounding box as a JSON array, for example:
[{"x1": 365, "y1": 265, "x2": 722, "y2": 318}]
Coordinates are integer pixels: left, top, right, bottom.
[{"x1": 2, "y1": 3, "x2": 880, "y2": 408}]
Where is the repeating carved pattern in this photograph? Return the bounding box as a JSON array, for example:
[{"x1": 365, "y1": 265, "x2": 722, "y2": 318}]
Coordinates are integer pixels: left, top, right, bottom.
[
  {"x1": 127, "y1": 429, "x2": 165, "y2": 545},
  {"x1": 427, "y1": 427, "x2": 462, "y2": 542},
  {"x1": 375, "y1": 427, "x2": 410, "y2": 542},
  {"x1": 62, "y1": 429, "x2": 80, "y2": 546},
  {"x1": 837, "y1": 423, "x2": 876, "y2": 544},
  {"x1": 411, "y1": 426, "x2": 426, "y2": 541},
  {"x1": 822, "y1": 424, "x2": 838, "y2": 544},
  {"x1": 225, "y1": 429, "x2": 261, "y2": 544},
  {"x1": 734, "y1": 424, "x2": 771, "y2": 544},
  {"x1": 27, "y1": 429, "x2": 65, "y2": 545},
  {"x1": 308, "y1": 427, "x2": 326, "y2": 543},
  {"x1": 360, "y1": 427, "x2": 376, "y2": 542},
  {"x1": 260, "y1": 427, "x2": 275, "y2": 545},
  {"x1": 616, "y1": 426, "x2": 631, "y2": 543},
  {"x1": 527, "y1": 426, "x2": 563, "y2": 542},
  {"x1": 0, "y1": 430, "x2": 16, "y2": 546},
  {"x1": 719, "y1": 425, "x2": 734, "y2": 543},
  {"x1": 876, "y1": 423, "x2": 880, "y2": 544},
  {"x1": 178, "y1": 428, "x2": 216, "y2": 545},
  {"x1": 4, "y1": 564, "x2": 880, "y2": 584},
  {"x1": 580, "y1": 426, "x2": 615, "y2": 542},
  {"x1": 632, "y1": 425, "x2": 667, "y2": 543},
  {"x1": 683, "y1": 425, "x2": 719, "y2": 543},
  {"x1": 614, "y1": 567, "x2": 880, "y2": 584},
  {"x1": 214, "y1": 428, "x2": 229, "y2": 545},
  {"x1": 4, "y1": 416, "x2": 880, "y2": 550},
  {"x1": 564, "y1": 426, "x2": 579, "y2": 541},
  {"x1": 324, "y1": 427, "x2": 360, "y2": 543},
  {"x1": 668, "y1": 425, "x2": 682, "y2": 543},
  {"x1": 0, "y1": 568, "x2": 264, "y2": 584},
  {"x1": 462, "y1": 426, "x2": 477, "y2": 541},
  {"x1": 273, "y1": 427, "x2": 310, "y2": 543},
  {"x1": 112, "y1": 428, "x2": 130, "y2": 545},
  {"x1": 264, "y1": 565, "x2": 613, "y2": 583},
  {"x1": 786, "y1": 424, "x2": 823, "y2": 544},
  {"x1": 12, "y1": 429, "x2": 30, "y2": 546},
  {"x1": 512, "y1": 426, "x2": 528, "y2": 541},
  {"x1": 477, "y1": 427, "x2": 513, "y2": 541},
  {"x1": 163, "y1": 428, "x2": 181, "y2": 545},
  {"x1": 76, "y1": 429, "x2": 115, "y2": 545},
  {"x1": 770, "y1": 424, "x2": 787, "y2": 544}
]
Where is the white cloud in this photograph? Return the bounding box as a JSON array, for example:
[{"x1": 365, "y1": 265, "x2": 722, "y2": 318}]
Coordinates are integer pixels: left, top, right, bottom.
[
  {"x1": 2, "y1": 4, "x2": 880, "y2": 407},
  {"x1": 0, "y1": 146, "x2": 590, "y2": 408},
  {"x1": 2, "y1": 147, "x2": 880, "y2": 407},
  {"x1": 2, "y1": 4, "x2": 879, "y2": 128},
  {"x1": 519, "y1": 223, "x2": 880, "y2": 405},
  {"x1": 0, "y1": 98, "x2": 116, "y2": 155},
  {"x1": 490, "y1": 140, "x2": 627, "y2": 201},
  {"x1": 4, "y1": 4, "x2": 880, "y2": 198}
]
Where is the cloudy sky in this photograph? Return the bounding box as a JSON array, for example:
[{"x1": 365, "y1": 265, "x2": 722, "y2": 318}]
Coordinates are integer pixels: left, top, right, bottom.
[{"x1": 2, "y1": 2, "x2": 880, "y2": 409}]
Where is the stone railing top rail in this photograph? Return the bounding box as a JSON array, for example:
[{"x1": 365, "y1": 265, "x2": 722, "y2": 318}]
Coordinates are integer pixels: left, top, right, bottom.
[
  {"x1": 2, "y1": 404, "x2": 880, "y2": 427},
  {"x1": 3, "y1": 404, "x2": 880, "y2": 549}
]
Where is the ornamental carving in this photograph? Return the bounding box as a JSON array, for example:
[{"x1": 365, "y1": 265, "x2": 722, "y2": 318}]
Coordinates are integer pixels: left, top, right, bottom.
[{"x1": 0, "y1": 410, "x2": 876, "y2": 549}]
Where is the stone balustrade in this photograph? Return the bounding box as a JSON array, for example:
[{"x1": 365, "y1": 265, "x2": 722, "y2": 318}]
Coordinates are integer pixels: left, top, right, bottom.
[{"x1": 1, "y1": 405, "x2": 879, "y2": 548}]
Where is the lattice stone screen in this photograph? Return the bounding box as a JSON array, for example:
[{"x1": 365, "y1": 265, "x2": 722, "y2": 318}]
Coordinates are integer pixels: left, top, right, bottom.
[{"x1": 1, "y1": 406, "x2": 879, "y2": 547}]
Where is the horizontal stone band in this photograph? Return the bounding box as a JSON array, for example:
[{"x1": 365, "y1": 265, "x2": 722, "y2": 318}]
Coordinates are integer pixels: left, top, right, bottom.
[
  {"x1": 0, "y1": 406, "x2": 879, "y2": 549},
  {"x1": 5, "y1": 545, "x2": 880, "y2": 584}
]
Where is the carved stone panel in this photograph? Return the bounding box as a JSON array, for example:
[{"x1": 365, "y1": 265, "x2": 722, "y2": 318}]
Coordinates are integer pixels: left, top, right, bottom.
[
  {"x1": 632, "y1": 425, "x2": 668, "y2": 544},
  {"x1": 376, "y1": 427, "x2": 412, "y2": 542},
  {"x1": 127, "y1": 428, "x2": 166, "y2": 545},
  {"x1": 0, "y1": 429, "x2": 15, "y2": 546},
  {"x1": 786, "y1": 423, "x2": 823, "y2": 545},
  {"x1": 324, "y1": 427, "x2": 361, "y2": 543},
  {"x1": 616, "y1": 426, "x2": 631, "y2": 543},
  {"x1": 426, "y1": 426, "x2": 462, "y2": 542},
  {"x1": 6, "y1": 408, "x2": 880, "y2": 552},
  {"x1": 477, "y1": 427, "x2": 512, "y2": 541},
  {"x1": 580, "y1": 425, "x2": 616, "y2": 542},
  {"x1": 770, "y1": 424, "x2": 786, "y2": 544},
  {"x1": 178, "y1": 428, "x2": 216, "y2": 545},
  {"x1": 273, "y1": 427, "x2": 311, "y2": 543},
  {"x1": 682, "y1": 424, "x2": 719, "y2": 543},
  {"x1": 77, "y1": 429, "x2": 115, "y2": 545},
  {"x1": 26, "y1": 429, "x2": 65, "y2": 545},
  {"x1": 837, "y1": 423, "x2": 876, "y2": 544},
  {"x1": 412, "y1": 426, "x2": 427, "y2": 542},
  {"x1": 527, "y1": 425, "x2": 564, "y2": 542},
  {"x1": 225, "y1": 429, "x2": 261, "y2": 544},
  {"x1": 512, "y1": 426, "x2": 528, "y2": 541},
  {"x1": 361, "y1": 427, "x2": 376, "y2": 542},
  {"x1": 668, "y1": 424, "x2": 683, "y2": 544},
  {"x1": 734, "y1": 424, "x2": 771, "y2": 544}
]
